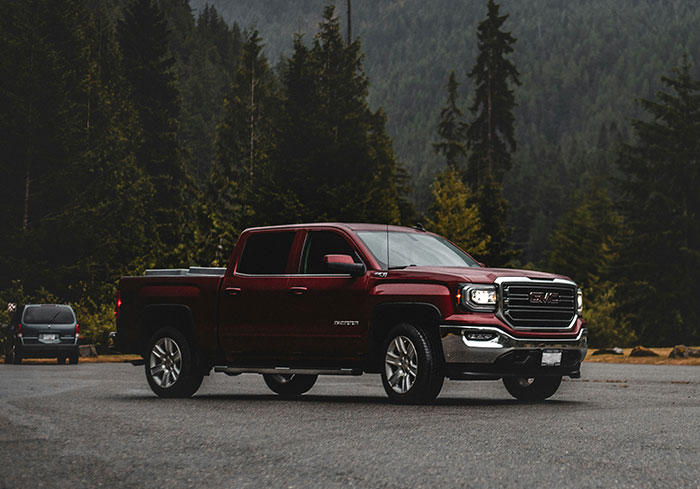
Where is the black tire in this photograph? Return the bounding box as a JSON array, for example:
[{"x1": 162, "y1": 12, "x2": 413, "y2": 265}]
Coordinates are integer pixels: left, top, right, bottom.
[
  {"x1": 145, "y1": 327, "x2": 203, "y2": 398},
  {"x1": 69, "y1": 352, "x2": 79, "y2": 365},
  {"x1": 380, "y1": 323, "x2": 444, "y2": 405},
  {"x1": 502, "y1": 376, "x2": 562, "y2": 401},
  {"x1": 57, "y1": 356, "x2": 66, "y2": 365},
  {"x1": 263, "y1": 374, "x2": 318, "y2": 398}
]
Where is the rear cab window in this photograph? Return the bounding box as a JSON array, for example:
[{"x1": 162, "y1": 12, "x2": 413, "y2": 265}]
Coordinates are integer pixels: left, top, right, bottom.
[{"x1": 236, "y1": 231, "x2": 297, "y2": 275}]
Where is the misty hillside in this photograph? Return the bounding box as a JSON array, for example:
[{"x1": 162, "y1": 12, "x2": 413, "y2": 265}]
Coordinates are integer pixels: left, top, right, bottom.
[{"x1": 187, "y1": 0, "x2": 700, "y2": 261}]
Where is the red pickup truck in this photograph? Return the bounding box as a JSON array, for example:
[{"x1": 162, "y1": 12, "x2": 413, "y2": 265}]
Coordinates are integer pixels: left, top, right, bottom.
[{"x1": 115, "y1": 223, "x2": 586, "y2": 404}]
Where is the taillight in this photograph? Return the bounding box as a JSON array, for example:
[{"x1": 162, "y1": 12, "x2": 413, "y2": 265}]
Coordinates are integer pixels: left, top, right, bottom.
[
  {"x1": 114, "y1": 289, "x2": 122, "y2": 318},
  {"x1": 75, "y1": 323, "x2": 80, "y2": 336}
]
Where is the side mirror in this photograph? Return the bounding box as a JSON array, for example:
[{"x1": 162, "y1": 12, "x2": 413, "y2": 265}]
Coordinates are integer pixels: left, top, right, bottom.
[{"x1": 324, "y1": 254, "x2": 366, "y2": 277}]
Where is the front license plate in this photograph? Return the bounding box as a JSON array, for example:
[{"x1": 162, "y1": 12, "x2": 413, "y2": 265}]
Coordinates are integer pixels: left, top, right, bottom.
[
  {"x1": 541, "y1": 350, "x2": 562, "y2": 366},
  {"x1": 40, "y1": 333, "x2": 58, "y2": 341}
]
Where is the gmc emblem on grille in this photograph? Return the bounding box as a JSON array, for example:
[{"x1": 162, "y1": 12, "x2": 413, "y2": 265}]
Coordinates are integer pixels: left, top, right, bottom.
[{"x1": 529, "y1": 291, "x2": 560, "y2": 304}]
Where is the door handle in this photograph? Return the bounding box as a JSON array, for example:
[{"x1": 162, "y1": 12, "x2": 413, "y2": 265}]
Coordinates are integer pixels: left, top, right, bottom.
[
  {"x1": 225, "y1": 287, "x2": 242, "y2": 296},
  {"x1": 290, "y1": 286, "x2": 308, "y2": 295}
]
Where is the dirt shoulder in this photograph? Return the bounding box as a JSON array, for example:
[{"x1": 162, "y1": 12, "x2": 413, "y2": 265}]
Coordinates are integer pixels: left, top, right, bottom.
[{"x1": 585, "y1": 347, "x2": 700, "y2": 366}]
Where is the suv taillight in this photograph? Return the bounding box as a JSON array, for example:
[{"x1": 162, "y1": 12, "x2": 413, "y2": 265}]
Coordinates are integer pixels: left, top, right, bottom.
[
  {"x1": 114, "y1": 289, "x2": 122, "y2": 318},
  {"x1": 75, "y1": 323, "x2": 80, "y2": 337}
]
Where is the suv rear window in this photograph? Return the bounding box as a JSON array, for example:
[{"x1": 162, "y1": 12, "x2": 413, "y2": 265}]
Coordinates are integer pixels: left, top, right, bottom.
[
  {"x1": 237, "y1": 232, "x2": 296, "y2": 275},
  {"x1": 23, "y1": 306, "x2": 75, "y2": 324}
]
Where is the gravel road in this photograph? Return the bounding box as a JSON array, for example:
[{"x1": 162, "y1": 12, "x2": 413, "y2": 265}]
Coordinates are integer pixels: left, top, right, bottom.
[{"x1": 1, "y1": 362, "x2": 698, "y2": 488}]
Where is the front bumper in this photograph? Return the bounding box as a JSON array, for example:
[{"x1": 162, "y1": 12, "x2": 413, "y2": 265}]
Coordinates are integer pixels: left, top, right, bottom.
[{"x1": 440, "y1": 325, "x2": 587, "y2": 380}]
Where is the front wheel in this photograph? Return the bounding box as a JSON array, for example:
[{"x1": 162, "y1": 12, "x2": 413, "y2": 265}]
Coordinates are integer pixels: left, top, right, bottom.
[
  {"x1": 502, "y1": 376, "x2": 562, "y2": 401},
  {"x1": 263, "y1": 374, "x2": 317, "y2": 398},
  {"x1": 145, "y1": 327, "x2": 203, "y2": 398},
  {"x1": 380, "y1": 323, "x2": 444, "y2": 404}
]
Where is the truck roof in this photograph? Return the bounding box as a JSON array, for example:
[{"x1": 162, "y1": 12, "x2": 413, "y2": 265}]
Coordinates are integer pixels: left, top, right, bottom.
[{"x1": 242, "y1": 223, "x2": 424, "y2": 234}]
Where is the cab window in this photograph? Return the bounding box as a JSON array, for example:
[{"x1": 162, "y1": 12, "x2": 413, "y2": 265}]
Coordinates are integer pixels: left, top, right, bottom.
[
  {"x1": 237, "y1": 232, "x2": 296, "y2": 275},
  {"x1": 300, "y1": 231, "x2": 362, "y2": 274}
]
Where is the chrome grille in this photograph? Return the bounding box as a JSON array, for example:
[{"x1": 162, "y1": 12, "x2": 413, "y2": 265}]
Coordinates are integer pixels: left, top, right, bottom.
[{"x1": 501, "y1": 282, "x2": 577, "y2": 329}]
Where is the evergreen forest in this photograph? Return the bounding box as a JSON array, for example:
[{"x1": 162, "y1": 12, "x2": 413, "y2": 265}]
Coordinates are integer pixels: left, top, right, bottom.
[{"x1": 1, "y1": 0, "x2": 699, "y2": 349}]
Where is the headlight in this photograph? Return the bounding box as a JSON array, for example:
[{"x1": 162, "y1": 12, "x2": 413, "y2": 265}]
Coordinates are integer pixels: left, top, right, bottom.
[
  {"x1": 459, "y1": 285, "x2": 498, "y2": 311},
  {"x1": 577, "y1": 288, "x2": 583, "y2": 315}
]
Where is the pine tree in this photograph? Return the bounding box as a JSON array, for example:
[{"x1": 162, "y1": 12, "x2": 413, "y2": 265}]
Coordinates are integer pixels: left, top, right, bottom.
[
  {"x1": 614, "y1": 59, "x2": 700, "y2": 346},
  {"x1": 274, "y1": 6, "x2": 411, "y2": 224},
  {"x1": 465, "y1": 0, "x2": 520, "y2": 267},
  {"x1": 427, "y1": 169, "x2": 489, "y2": 258},
  {"x1": 433, "y1": 70, "x2": 467, "y2": 172},
  {"x1": 117, "y1": 0, "x2": 190, "y2": 267}
]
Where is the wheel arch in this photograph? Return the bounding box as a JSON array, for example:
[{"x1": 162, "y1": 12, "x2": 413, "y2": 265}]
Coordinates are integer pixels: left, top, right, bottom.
[
  {"x1": 139, "y1": 304, "x2": 196, "y2": 357},
  {"x1": 366, "y1": 302, "x2": 444, "y2": 373}
]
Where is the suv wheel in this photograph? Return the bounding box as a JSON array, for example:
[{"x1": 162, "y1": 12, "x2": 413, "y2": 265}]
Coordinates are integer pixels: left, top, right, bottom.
[
  {"x1": 263, "y1": 374, "x2": 318, "y2": 398},
  {"x1": 380, "y1": 323, "x2": 444, "y2": 404},
  {"x1": 69, "y1": 352, "x2": 79, "y2": 365},
  {"x1": 145, "y1": 327, "x2": 203, "y2": 398},
  {"x1": 502, "y1": 376, "x2": 562, "y2": 401}
]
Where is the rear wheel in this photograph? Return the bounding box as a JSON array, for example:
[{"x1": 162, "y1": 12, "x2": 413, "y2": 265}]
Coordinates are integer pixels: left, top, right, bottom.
[
  {"x1": 263, "y1": 374, "x2": 317, "y2": 398},
  {"x1": 57, "y1": 356, "x2": 66, "y2": 365},
  {"x1": 380, "y1": 323, "x2": 444, "y2": 404},
  {"x1": 69, "y1": 352, "x2": 79, "y2": 364},
  {"x1": 145, "y1": 327, "x2": 203, "y2": 398},
  {"x1": 502, "y1": 376, "x2": 562, "y2": 401}
]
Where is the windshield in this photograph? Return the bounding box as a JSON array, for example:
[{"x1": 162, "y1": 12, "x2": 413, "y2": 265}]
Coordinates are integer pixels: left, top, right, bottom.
[
  {"x1": 23, "y1": 306, "x2": 75, "y2": 324},
  {"x1": 355, "y1": 231, "x2": 478, "y2": 269}
]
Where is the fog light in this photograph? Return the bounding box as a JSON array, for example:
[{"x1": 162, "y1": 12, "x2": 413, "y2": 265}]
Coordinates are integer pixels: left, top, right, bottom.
[{"x1": 465, "y1": 332, "x2": 496, "y2": 341}]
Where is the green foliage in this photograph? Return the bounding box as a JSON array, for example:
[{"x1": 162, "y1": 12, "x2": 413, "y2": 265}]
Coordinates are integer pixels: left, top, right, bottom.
[
  {"x1": 118, "y1": 0, "x2": 192, "y2": 267},
  {"x1": 584, "y1": 285, "x2": 637, "y2": 348},
  {"x1": 614, "y1": 59, "x2": 700, "y2": 346},
  {"x1": 547, "y1": 183, "x2": 635, "y2": 347},
  {"x1": 426, "y1": 169, "x2": 489, "y2": 257}
]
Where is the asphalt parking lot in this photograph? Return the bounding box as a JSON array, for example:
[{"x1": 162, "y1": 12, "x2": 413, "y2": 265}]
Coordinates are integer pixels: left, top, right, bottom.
[{"x1": 1, "y1": 362, "x2": 699, "y2": 488}]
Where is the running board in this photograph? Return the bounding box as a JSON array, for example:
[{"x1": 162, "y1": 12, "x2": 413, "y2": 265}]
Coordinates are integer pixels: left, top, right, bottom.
[{"x1": 214, "y1": 366, "x2": 362, "y2": 376}]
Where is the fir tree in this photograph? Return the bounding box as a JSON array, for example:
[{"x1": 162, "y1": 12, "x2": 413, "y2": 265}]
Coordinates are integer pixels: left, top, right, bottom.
[
  {"x1": 433, "y1": 70, "x2": 467, "y2": 172},
  {"x1": 465, "y1": 0, "x2": 520, "y2": 267}
]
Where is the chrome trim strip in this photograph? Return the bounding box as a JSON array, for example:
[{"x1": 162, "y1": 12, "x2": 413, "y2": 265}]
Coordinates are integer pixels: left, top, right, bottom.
[{"x1": 214, "y1": 366, "x2": 362, "y2": 376}]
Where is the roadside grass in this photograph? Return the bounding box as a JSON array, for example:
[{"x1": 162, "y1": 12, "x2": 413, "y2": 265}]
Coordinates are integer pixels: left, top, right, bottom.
[{"x1": 585, "y1": 347, "x2": 700, "y2": 366}]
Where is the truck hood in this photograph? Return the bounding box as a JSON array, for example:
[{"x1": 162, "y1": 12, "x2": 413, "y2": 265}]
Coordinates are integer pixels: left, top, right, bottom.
[{"x1": 386, "y1": 266, "x2": 574, "y2": 284}]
